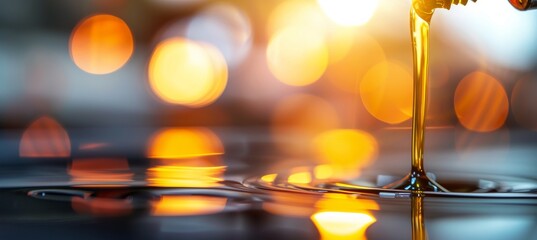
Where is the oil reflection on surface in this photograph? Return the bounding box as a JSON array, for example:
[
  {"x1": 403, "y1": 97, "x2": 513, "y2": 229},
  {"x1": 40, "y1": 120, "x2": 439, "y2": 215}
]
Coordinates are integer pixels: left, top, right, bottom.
[
  {"x1": 151, "y1": 195, "x2": 227, "y2": 216},
  {"x1": 311, "y1": 194, "x2": 378, "y2": 240},
  {"x1": 146, "y1": 128, "x2": 226, "y2": 187},
  {"x1": 19, "y1": 116, "x2": 71, "y2": 158},
  {"x1": 71, "y1": 190, "x2": 132, "y2": 217},
  {"x1": 68, "y1": 158, "x2": 133, "y2": 187}
]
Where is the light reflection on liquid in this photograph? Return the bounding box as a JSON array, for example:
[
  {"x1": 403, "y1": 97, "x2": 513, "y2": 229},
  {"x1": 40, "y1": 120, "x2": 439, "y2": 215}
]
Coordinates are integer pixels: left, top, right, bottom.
[
  {"x1": 146, "y1": 128, "x2": 226, "y2": 187},
  {"x1": 312, "y1": 129, "x2": 378, "y2": 179},
  {"x1": 311, "y1": 194, "x2": 378, "y2": 240},
  {"x1": 19, "y1": 116, "x2": 71, "y2": 158},
  {"x1": 72, "y1": 195, "x2": 132, "y2": 217},
  {"x1": 151, "y1": 195, "x2": 227, "y2": 216},
  {"x1": 68, "y1": 158, "x2": 133, "y2": 186}
]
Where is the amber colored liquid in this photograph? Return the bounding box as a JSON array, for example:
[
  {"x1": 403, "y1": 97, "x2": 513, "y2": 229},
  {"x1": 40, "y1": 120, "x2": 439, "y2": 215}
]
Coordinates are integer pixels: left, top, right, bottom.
[
  {"x1": 411, "y1": 195, "x2": 427, "y2": 240},
  {"x1": 384, "y1": 2, "x2": 447, "y2": 192}
]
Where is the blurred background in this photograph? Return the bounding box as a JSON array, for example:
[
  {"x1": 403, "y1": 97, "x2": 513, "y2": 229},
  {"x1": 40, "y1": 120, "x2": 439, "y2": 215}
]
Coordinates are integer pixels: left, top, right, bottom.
[{"x1": 1, "y1": 0, "x2": 537, "y2": 180}]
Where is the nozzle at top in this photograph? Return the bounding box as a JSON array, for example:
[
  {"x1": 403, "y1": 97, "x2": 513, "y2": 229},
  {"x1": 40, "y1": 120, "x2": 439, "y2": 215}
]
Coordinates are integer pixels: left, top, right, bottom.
[{"x1": 509, "y1": 0, "x2": 537, "y2": 10}]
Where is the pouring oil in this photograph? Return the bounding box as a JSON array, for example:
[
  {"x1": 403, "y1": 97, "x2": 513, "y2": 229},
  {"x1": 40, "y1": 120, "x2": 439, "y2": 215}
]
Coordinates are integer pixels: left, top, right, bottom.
[{"x1": 386, "y1": 0, "x2": 475, "y2": 192}]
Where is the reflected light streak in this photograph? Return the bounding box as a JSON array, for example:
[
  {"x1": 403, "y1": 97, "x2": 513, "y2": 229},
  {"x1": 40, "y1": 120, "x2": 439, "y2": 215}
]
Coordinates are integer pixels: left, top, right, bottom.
[
  {"x1": 312, "y1": 194, "x2": 378, "y2": 240},
  {"x1": 313, "y1": 129, "x2": 378, "y2": 179},
  {"x1": 70, "y1": 14, "x2": 133, "y2": 74},
  {"x1": 317, "y1": 0, "x2": 379, "y2": 26},
  {"x1": 19, "y1": 116, "x2": 71, "y2": 158},
  {"x1": 454, "y1": 71, "x2": 508, "y2": 132},
  {"x1": 146, "y1": 128, "x2": 226, "y2": 187},
  {"x1": 360, "y1": 61, "x2": 413, "y2": 124},
  {"x1": 148, "y1": 38, "x2": 228, "y2": 107},
  {"x1": 68, "y1": 158, "x2": 133, "y2": 186},
  {"x1": 152, "y1": 195, "x2": 227, "y2": 216},
  {"x1": 263, "y1": 192, "x2": 319, "y2": 217},
  {"x1": 288, "y1": 170, "x2": 312, "y2": 184}
]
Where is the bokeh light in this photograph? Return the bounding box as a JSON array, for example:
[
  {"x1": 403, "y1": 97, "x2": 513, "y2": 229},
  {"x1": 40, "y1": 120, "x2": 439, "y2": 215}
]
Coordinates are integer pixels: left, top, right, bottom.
[
  {"x1": 152, "y1": 195, "x2": 227, "y2": 216},
  {"x1": 312, "y1": 129, "x2": 378, "y2": 179},
  {"x1": 147, "y1": 127, "x2": 224, "y2": 159},
  {"x1": 511, "y1": 75, "x2": 537, "y2": 130},
  {"x1": 317, "y1": 0, "x2": 379, "y2": 26},
  {"x1": 360, "y1": 61, "x2": 413, "y2": 124},
  {"x1": 326, "y1": 33, "x2": 385, "y2": 93},
  {"x1": 454, "y1": 71, "x2": 508, "y2": 132},
  {"x1": 148, "y1": 38, "x2": 228, "y2": 107},
  {"x1": 19, "y1": 116, "x2": 71, "y2": 158},
  {"x1": 146, "y1": 128, "x2": 225, "y2": 187},
  {"x1": 70, "y1": 14, "x2": 133, "y2": 74},
  {"x1": 186, "y1": 3, "x2": 252, "y2": 67},
  {"x1": 266, "y1": 26, "x2": 328, "y2": 86},
  {"x1": 267, "y1": 0, "x2": 354, "y2": 65}
]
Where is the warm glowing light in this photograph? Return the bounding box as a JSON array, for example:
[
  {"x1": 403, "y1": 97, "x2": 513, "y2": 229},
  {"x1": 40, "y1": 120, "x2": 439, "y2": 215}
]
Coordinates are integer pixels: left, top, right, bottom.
[
  {"x1": 267, "y1": 26, "x2": 328, "y2": 86},
  {"x1": 148, "y1": 38, "x2": 228, "y2": 107},
  {"x1": 272, "y1": 94, "x2": 340, "y2": 156},
  {"x1": 146, "y1": 128, "x2": 226, "y2": 187},
  {"x1": 312, "y1": 195, "x2": 378, "y2": 240},
  {"x1": 72, "y1": 196, "x2": 131, "y2": 217},
  {"x1": 70, "y1": 14, "x2": 133, "y2": 74},
  {"x1": 261, "y1": 173, "x2": 277, "y2": 183},
  {"x1": 311, "y1": 212, "x2": 376, "y2": 240},
  {"x1": 147, "y1": 128, "x2": 224, "y2": 159},
  {"x1": 313, "y1": 129, "x2": 378, "y2": 179},
  {"x1": 454, "y1": 71, "x2": 509, "y2": 132},
  {"x1": 314, "y1": 165, "x2": 334, "y2": 180},
  {"x1": 20, "y1": 116, "x2": 71, "y2": 157},
  {"x1": 511, "y1": 76, "x2": 537, "y2": 130},
  {"x1": 317, "y1": 0, "x2": 379, "y2": 26},
  {"x1": 152, "y1": 195, "x2": 227, "y2": 216},
  {"x1": 288, "y1": 171, "x2": 312, "y2": 184},
  {"x1": 267, "y1": 0, "x2": 353, "y2": 65},
  {"x1": 360, "y1": 61, "x2": 413, "y2": 124},
  {"x1": 327, "y1": 33, "x2": 385, "y2": 93},
  {"x1": 68, "y1": 158, "x2": 133, "y2": 185}
]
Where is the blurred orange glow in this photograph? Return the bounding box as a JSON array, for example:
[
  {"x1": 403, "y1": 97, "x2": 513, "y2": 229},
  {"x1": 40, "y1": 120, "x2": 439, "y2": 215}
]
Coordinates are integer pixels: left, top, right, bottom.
[
  {"x1": 261, "y1": 173, "x2": 277, "y2": 183},
  {"x1": 360, "y1": 61, "x2": 413, "y2": 124},
  {"x1": 267, "y1": 0, "x2": 353, "y2": 65},
  {"x1": 148, "y1": 38, "x2": 228, "y2": 107},
  {"x1": 146, "y1": 128, "x2": 225, "y2": 187},
  {"x1": 70, "y1": 14, "x2": 133, "y2": 74},
  {"x1": 288, "y1": 169, "x2": 312, "y2": 184},
  {"x1": 311, "y1": 212, "x2": 376, "y2": 240},
  {"x1": 272, "y1": 94, "x2": 340, "y2": 156},
  {"x1": 317, "y1": 0, "x2": 379, "y2": 26},
  {"x1": 152, "y1": 195, "x2": 227, "y2": 216},
  {"x1": 266, "y1": 26, "x2": 328, "y2": 86},
  {"x1": 327, "y1": 33, "x2": 385, "y2": 93},
  {"x1": 69, "y1": 158, "x2": 133, "y2": 186},
  {"x1": 313, "y1": 129, "x2": 378, "y2": 179},
  {"x1": 511, "y1": 75, "x2": 537, "y2": 130},
  {"x1": 147, "y1": 128, "x2": 224, "y2": 159},
  {"x1": 314, "y1": 164, "x2": 334, "y2": 180},
  {"x1": 312, "y1": 194, "x2": 378, "y2": 240},
  {"x1": 454, "y1": 71, "x2": 509, "y2": 132},
  {"x1": 19, "y1": 116, "x2": 71, "y2": 157}
]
